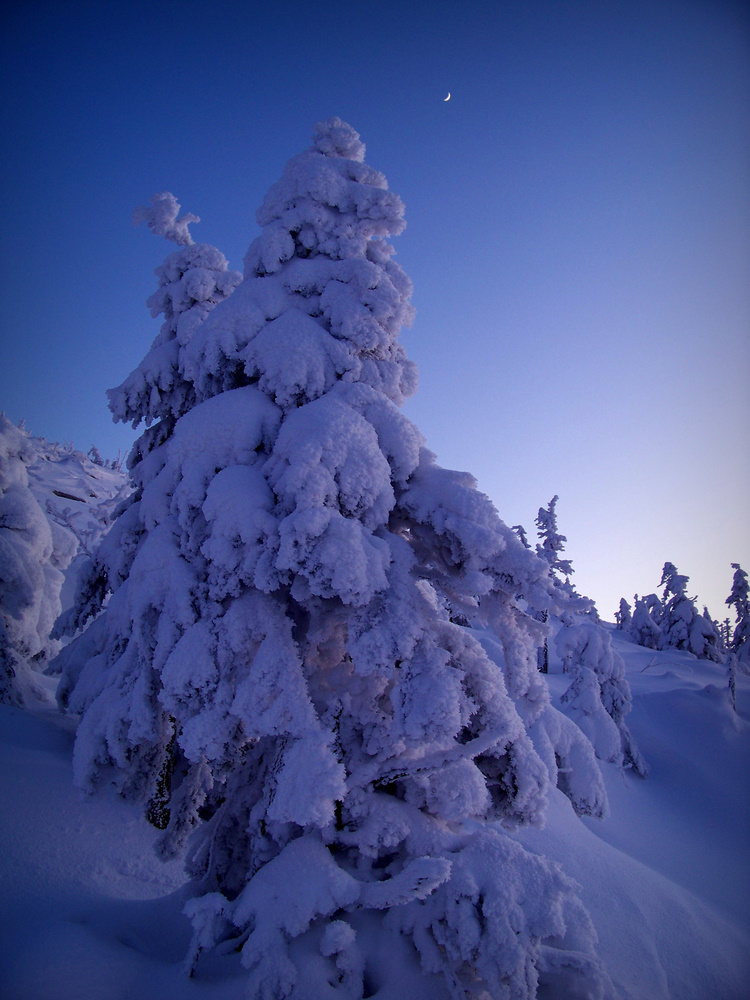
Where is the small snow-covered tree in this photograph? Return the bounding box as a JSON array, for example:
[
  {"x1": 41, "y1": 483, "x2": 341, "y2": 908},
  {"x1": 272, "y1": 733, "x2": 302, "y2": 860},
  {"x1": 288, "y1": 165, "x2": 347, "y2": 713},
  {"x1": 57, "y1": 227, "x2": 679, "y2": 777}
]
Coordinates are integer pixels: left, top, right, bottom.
[
  {"x1": 614, "y1": 597, "x2": 632, "y2": 630},
  {"x1": 535, "y1": 495, "x2": 574, "y2": 590},
  {"x1": 659, "y1": 562, "x2": 722, "y2": 661},
  {"x1": 0, "y1": 416, "x2": 76, "y2": 704},
  {"x1": 54, "y1": 120, "x2": 612, "y2": 999},
  {"x1": 512, "y1": 524, "x2": 530, "y2": 549},
  {"x1": 556, "y1": 623, "x2": 647, "y2": 776},
  {"x1": 726, "y1": 563, "x2": 750, "y2": 671},
  {"x1": 531, "y1": 496, "x2": 573, "y2": 674},
  {"x1": 629, "y1": 593, "x2": 662, "y2": 649}
]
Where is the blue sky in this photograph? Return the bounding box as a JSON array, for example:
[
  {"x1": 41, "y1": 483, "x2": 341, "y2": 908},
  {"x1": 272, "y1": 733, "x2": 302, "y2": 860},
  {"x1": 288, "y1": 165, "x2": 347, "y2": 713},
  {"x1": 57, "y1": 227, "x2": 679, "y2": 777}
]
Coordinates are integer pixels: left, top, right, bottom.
[{"x1": 1, "y1": 0, "x2": 748, "y2": 620}]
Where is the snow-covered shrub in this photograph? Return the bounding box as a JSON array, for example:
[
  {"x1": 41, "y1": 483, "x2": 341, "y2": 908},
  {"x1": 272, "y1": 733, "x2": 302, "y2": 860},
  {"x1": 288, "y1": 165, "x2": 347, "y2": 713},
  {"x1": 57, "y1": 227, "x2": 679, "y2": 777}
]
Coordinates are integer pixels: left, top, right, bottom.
[
  {"x1": 54, "y1": 119, "x2": 612, "y2": 999},
  {"x1": 556, "y1": 623, "x2": 648, "y2": 776},
  {"x1": 0, "y1": 415, "x2": 76, "y2": 704},
  {"x1": 525, "y1": 496, "x2": 640, "y2": 783}
]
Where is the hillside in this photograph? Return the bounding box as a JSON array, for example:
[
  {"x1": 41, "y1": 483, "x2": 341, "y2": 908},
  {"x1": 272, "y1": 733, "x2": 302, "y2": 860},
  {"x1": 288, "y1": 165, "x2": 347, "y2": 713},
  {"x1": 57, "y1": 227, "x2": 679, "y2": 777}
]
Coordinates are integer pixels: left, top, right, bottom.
[{"x1": 0, "y1": 625, "x2": 747, "y2": 999}]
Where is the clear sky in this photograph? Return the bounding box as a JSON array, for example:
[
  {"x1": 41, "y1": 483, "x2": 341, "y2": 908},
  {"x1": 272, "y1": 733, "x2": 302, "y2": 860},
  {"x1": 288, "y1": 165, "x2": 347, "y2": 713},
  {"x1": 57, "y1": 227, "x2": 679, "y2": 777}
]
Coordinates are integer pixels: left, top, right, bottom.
[{"x1": 1, "y1": 0, "x2": 748, "y2": 621}]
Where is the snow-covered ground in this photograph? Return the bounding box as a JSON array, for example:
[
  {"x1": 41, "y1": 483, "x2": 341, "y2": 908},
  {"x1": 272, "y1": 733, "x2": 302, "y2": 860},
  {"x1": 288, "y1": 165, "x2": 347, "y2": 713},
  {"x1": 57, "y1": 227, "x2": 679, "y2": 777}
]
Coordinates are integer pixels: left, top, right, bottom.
[
  {"x1": 518, "y1": 632, "x2": 750, "y2": 1000},
  {"x1": 1, "y1": 633, "x2": 747, "y2": 1000}
]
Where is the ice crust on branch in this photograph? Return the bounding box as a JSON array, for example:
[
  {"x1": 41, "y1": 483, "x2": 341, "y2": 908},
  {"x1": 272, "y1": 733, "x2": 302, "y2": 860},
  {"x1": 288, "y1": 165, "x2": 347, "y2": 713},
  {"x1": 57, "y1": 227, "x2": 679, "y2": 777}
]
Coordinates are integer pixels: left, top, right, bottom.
[
  {"x1": 133, "y1": 191, "x2": 200, "y2": 247},
  {"x1": 54, "y1": 118, "x2": 613, "y2": 999}
]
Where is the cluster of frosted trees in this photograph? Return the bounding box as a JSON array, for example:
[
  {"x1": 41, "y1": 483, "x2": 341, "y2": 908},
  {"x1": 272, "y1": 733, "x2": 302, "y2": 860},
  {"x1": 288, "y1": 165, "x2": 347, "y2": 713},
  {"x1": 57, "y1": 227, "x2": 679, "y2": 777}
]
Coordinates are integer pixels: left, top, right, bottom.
[
  {"x1": 616, "y1": 562, "x2": 747, "y2": 666},
  {"x1": 12, "y1": 119, "x2": 656, "y2": 999}
]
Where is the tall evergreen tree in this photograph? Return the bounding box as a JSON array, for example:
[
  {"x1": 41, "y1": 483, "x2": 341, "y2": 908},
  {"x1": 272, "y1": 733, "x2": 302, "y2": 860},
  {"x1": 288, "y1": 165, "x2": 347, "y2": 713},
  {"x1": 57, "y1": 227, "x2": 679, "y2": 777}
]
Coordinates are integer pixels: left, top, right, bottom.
[{"x1": 54, "y1": 119, "x2": 611, "y2": 999}]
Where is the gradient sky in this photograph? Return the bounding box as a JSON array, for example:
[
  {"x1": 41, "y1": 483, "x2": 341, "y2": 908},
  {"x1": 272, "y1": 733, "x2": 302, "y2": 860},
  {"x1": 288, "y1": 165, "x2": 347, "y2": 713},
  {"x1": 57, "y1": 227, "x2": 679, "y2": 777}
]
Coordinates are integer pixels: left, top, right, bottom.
[{"x1": 1, "y1": 0, "x2": 748, "y2": 621}]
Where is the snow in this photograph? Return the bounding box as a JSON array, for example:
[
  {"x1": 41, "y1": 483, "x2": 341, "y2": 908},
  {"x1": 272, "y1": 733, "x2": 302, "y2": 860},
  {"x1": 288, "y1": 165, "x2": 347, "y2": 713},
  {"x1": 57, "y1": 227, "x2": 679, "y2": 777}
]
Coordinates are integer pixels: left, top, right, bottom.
[
  {"x1": 1, "y1": 419, "x2": 128, "y2": 705},
  {"x1": 1, "y1": 633, "x2": 747, "y2": 999}
]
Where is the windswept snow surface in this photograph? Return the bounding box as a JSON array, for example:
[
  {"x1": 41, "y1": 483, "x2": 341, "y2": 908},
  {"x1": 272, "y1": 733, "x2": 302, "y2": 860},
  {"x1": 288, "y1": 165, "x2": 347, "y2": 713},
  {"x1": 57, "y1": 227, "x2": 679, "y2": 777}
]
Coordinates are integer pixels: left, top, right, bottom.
[{"x1": 0, "y1": 629, "x2": 747, "y2": 999}]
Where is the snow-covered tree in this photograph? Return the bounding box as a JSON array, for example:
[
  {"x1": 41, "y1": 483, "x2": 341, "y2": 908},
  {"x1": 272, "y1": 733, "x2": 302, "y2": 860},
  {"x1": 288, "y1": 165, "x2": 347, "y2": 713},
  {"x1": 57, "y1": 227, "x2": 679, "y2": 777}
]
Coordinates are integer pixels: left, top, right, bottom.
[
  {"x1": 614, "y1": 597, "x2": 632, "y2": 630},
  {"x1": 726, "y1": 563, "x2": 750, "y2": 670},
  {"x1": 628, "y1": 593, "x2": 662, "y2": 649},
  {"x1": 556, "y1": 623, "x2": 647, "y2": 776},
  {"x1": 512, "y1": 523, "x2": 530, "y2": 549},
  {"x1": 54, "y1": 119, "x2": 612, "y2": 999},
  {"x1": 535, "y1": 495, "x2": 574, "y2": 589},
  {"x1": 659, "y1": 562, "x2": 722, "y2": 661},
  {"x1": 0, "y1": 415, "x2": 76, "y2": 704}
]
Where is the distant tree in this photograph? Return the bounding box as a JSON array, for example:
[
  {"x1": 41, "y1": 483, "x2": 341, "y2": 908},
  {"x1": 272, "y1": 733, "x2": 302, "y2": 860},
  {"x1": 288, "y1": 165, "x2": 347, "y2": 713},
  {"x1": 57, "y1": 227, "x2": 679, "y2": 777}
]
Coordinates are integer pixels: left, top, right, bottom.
[
  {"x1": 629, "y1": 593, "x2": 663, "y2": 649},
  {"x1": 0, "y1": 416, "x2": 76, "y2": 704},
  {"x1": 615, "y1": 597, "x2": 632, "y2": 630},
  {"x1": 535, "y1": 495, "x2": 574, "y2": 589},
  {"x1": 726, "y1": 563, "x2": 750, "y2": 671},
  {"x1": 721, "y1": 618, "x2": 732, "y2": 651},
  {"x1": 54, "y1": 119, "x2": 612, "y2": 999},
  {"x1": 533, "y1": 496, "x2": 572, "y2": 674},
  {"x1": 659, "y1": 562, "x2": 722, "y2": 661},
  {"x1": 512, "y1": 524, "x2": 530, "y2": 549}
]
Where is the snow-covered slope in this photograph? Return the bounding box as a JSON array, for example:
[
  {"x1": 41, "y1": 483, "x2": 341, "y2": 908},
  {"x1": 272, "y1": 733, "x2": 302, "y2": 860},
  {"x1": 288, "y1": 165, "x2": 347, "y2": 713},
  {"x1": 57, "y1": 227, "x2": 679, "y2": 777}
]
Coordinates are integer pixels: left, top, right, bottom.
[
  {"x1": 518, "y1": 629, "x2": 750, "y2": 1000},
  {"x1": 1, "y1": 418, "x2": 129, "y2": 706},
  {"x1": 23, "y1": 437, "x2": 130, "y2": 615},
  {"x1": 0, "y1": 632, "x2": 747, "y2": 1000}
]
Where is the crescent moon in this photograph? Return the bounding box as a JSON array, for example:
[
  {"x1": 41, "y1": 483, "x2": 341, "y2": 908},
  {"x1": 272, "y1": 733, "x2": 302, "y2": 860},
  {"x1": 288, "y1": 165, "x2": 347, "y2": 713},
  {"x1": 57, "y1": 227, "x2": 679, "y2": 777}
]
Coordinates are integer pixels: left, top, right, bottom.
[{"x1": 444, "y1": 92, "x2": 451, "y2": 101}]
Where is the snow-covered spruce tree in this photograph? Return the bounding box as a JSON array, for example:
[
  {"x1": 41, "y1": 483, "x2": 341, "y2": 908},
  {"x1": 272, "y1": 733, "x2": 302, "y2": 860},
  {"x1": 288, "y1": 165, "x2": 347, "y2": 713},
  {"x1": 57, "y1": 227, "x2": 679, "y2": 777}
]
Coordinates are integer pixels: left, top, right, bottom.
[
  {"x1": 530, "y1": 497, "x2": 572, "y2": 674},
  {"x1": 54, "y1": 119, "x2": 612, "y2": 999},
  {"x1": 535, "y1": 495, "x2": 574, "y2": 593},
  {"x1": 726, "y1": 563, "x2": 750, "y2": 671},
  {"x1": 0, "y1": 415, "x2": 76, "y2": 704},
  {"x1": 658, "y1": 562, "x2": 722, "y2": 661},
  {"x1": 628, "y1": 593, "x2": 662, "y2": 649},
  {"x1": 614, "y1": 598, "x2": 631, "y2": 631}
]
